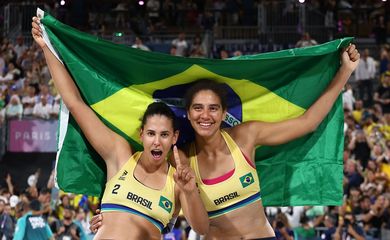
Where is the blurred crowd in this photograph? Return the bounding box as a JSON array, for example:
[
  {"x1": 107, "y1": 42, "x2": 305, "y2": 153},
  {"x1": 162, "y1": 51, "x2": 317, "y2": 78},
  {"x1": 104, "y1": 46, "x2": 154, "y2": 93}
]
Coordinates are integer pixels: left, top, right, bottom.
[
  {"x1": 0, "y1": 35, "x2": 60, "y2": 124},
  {"x1": 0, "y1": 169, "x2": 98, "y2": 239},
  {"x1": 42, "y1": 0, "x2": 389, "y2": 34}
]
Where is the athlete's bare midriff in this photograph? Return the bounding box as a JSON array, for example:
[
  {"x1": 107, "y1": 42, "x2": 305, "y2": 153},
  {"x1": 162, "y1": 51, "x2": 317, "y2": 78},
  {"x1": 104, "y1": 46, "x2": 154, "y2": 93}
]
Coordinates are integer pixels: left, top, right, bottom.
[
  {"x1": 93, "y1": 211, "x2": 161, "y2": 240},
  {"x1": 205, "y1": 201, "x2": 275, "y2": 240}
]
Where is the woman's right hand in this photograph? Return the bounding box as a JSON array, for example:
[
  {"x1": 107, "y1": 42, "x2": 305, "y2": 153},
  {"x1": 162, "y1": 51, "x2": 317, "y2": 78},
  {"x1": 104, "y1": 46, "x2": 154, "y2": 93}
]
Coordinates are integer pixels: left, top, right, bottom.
[
  {"x1": 89, "y1": 209, "x2": 103, "y2": 234},
  {"x1": 31, "y1": 16, "x2": 46, "y2": 49}
]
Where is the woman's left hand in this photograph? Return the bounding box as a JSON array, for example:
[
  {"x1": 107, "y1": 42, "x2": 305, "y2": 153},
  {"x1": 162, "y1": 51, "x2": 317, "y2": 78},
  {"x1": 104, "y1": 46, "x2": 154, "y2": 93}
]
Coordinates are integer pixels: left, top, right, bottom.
[{"x1": 173, "y1": 146, "x2": 197, "y2": 193}]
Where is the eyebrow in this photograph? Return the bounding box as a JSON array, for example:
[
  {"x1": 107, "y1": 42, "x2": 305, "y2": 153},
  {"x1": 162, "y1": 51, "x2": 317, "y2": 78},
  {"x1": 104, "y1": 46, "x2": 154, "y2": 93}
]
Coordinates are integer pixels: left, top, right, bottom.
[
  {"x1": 191, "y1": 103, "x2": 221, "y2": 108},
  {"x1": 191, "y1": 103, "x2": 203, "y2": 108},
  {"x1": 209, "y1": 104, "x2": 221, "y2": 108},
  {"x1": 145, "y1": 129, "x2": 171, "y2": 134}
]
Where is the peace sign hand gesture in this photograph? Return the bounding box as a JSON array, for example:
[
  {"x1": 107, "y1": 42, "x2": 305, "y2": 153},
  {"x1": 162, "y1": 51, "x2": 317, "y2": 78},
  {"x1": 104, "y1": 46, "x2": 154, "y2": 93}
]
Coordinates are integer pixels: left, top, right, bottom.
[{"x1": 173, "y1": 146, "x2": 197, "y2": 193}]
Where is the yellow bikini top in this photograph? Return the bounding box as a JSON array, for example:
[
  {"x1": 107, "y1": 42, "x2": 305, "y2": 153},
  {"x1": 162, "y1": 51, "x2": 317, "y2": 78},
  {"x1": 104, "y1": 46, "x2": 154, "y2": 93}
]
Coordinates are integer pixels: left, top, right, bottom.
[
  {"x1": 189, "y1": 130, "x2": 261, "y2": 218},
  {"x1": 101, "y1": 152, "x2": 176, "y2": 232}
]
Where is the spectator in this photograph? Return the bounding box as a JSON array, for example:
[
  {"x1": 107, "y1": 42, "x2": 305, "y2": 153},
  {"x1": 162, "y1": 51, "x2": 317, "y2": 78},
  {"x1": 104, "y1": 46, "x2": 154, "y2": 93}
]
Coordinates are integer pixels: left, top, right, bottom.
[
  {"x1": 344, "y1": 159, "x2": 364, "y2": 193},
  {"x1": 321, "y1": 214, "x2": 337, "y2": 240},
  {"x1": 171, "y1": 32, "x2": 189, "y2": 57},
  {"x1": 189, "y1": 35, "x2": 205, "y2": 58},
  {"x1": 343, "y1": 83, "x2": 355, "y2": 111},
  {"x1": 293, "y1": 215, "x2": 316, "y2": 240},
  {"x1": 33, "y1": 95, "x2": 52, "y2": 120},
  {"x1": 55, "y1": 194, "x2": 72, "y2": 221},
  {"x1": 13, "y1": 199, "x2": 54, "y2": 240},
  {"x1": 374, "y1": 71, "x2": 390, "y2": 115},
  {"x1": 353, "y1": 195, "x2": 372, "y2": 225},
  {"x1": 352, "y1": 100, "x2": 364, "y2": 124},
  {"x1": 305, "y1": 205, "x2": 326, "y2": 227},
  {"x1": 5, "y1": 94, "x2": 23, "y2": 120},
  {"x1": 38, "y1": 84, "x2": 54, "y2": 105},
  {"x1": 360, "y1": 170, "x2": 378, "y2": 193},
  {"x1": 219, "y1": 49, "x2": 229, "y2": 59},
  {"x1": 348, "y1": 130, "x2": 372, "y2": 169},
  {"x1": 0, "y1": 200, "x2": 15, "y2": 239},
  {"x1": 273, "y1": 212, "x2": 294, "y2": 240},
  {"x1": 233, "y1": 50, "x2": 243, "y2": 57},
  {"x1": 334, "y1": 212, "x2": 365, "y2": 240},
  {"x1": 53, "y1": 206, "x2": 83, "y2": 240},
  {"x1": 21, "y1": 83, "x2": 38, "y2": 118},
  {"x1": 2, "y1": 42, "x2": 16, "y2": 64},
  {"x1": 14, "y1": 35, "x2": 28, "y2": 60},
  {"x1": 282, "y1": 206, "x2": 305, "y2": 229},
  {"x1": 354, "y1": 194, "x2": 388, "y2": 239},
  {"x1": 73, "y1": 207, "x2": 88, "y2": 240},
  {"x1": 38, "y1": 188, "x2": 52, "y2": 221},
  {"x1": 131, "y1": 36, "x2": 150, "y2": 51},
  {"x1": 295, "y1": 32, "x2": 318, "y2": 48},
  {"x1": 354, "y1": 49, "x2": 376, "y2": 107},
  {"x1": 0, "y1": 62, "x2": 21, "y2": 84},
  {"x1": 19, "y1": 50, "x2": 34, "y2": 73}
]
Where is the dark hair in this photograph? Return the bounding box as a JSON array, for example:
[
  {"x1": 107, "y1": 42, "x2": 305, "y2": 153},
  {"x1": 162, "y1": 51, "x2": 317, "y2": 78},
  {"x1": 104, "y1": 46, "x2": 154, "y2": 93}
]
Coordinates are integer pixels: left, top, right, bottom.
[
  {"x1": 64, "y1": 205, "x2": 74, "y2": 211},
  {"x1": 184, "y1": 79, "x2": 227, "y2": 111},
  {"x1": 29, "y1": 199, "x2": 41, "y2": 211},
  {"x1": 28, "y1": 83, "x2": 39, "y2": 94},
  {"x1": 358, "y1": 195, "x2": 370, "y2": 203},
  {"x1": 141, "y1": 102, "x2": 178, "y2": 131},
  {"x1": 15, "y1": 201, "x2": 26, "y2": 213},
  {"x1": 39, "y1": 187, "x2": 51, "y2": 195},
  {"x1": 325, "y1": 214, "x2": 336, "y2": 226},
  {"x1": 299, "y1": 215, "x2": 309, "y2": 224}
]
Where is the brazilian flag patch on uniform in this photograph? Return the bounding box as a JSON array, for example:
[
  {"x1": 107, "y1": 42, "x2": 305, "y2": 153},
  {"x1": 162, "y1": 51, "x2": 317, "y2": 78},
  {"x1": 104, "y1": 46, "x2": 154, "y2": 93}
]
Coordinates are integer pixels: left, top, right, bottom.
[
  {"x1": 159, "y1": 196, "x2": 173, "y2": 213},
  {"x1": 240, "y1": 173, "x2": 254, "y2": 188}
]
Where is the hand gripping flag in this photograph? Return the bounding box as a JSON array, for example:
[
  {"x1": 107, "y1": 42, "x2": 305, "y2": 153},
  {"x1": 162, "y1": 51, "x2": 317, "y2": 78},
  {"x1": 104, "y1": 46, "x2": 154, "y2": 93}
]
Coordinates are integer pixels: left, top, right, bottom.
[{"x1": 38, "y1": 9, "x2": 349, "y2": 206}]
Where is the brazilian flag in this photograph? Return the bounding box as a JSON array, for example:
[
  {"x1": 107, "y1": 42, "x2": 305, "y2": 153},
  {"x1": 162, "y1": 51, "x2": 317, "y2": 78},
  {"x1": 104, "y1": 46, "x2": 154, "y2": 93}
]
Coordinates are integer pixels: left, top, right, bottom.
[{"x1": 39, "y1": 10, "x2": 347, "y2": 206}]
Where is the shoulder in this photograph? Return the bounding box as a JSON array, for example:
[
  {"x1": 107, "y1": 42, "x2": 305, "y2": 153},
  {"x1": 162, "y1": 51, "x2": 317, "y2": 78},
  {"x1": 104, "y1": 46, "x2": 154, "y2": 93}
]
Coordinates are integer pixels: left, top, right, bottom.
[
  {"x1": 225, "y1": 121, "x2": 268, "y2": 150},
  {"x1": 226, "y1": 121, "x2": 264, "y2": 139},
  {"x1": 16, "y1": 214, "x2": 28, "y2": 225}
]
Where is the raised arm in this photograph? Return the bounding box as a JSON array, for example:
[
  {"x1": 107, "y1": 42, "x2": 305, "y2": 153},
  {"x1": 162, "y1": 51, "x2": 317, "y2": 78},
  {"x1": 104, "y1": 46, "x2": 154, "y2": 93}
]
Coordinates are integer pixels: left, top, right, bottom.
[
  {"x1": 31, "y1": 17, "x2": 131, "y2": 175},
  {"x1": 234, "y1": 44, "x2": 360, "y2": 147},
  {"x1": 5, "y1": 173, "x2": 14, "y2": 195},
  {"x1": 173, "y1": 146, "x2": 209, "y2": 235}
]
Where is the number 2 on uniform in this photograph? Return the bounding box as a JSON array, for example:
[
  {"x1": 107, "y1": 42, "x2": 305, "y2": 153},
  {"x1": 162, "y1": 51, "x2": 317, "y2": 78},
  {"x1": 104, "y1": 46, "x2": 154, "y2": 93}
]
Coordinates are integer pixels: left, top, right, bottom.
[{"x1": 112, "y1": 184, "x2": 120, "y2": 194}]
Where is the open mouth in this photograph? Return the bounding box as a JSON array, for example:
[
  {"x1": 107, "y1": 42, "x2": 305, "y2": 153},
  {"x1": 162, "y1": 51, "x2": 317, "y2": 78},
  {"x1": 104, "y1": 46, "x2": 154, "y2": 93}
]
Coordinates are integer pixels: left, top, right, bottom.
[{"x1": 151, "y1": 150, "x2": 163, "y2": 160}]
